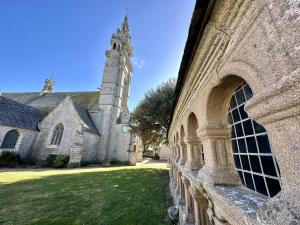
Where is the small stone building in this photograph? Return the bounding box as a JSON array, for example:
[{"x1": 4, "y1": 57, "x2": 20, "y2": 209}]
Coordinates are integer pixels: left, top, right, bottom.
[
  {"x1": 168, "y1": 1, "x2": 299, "y2": 225},
  {"x1": 1, "y1": 15, "x2": 137, "y2": 166}
]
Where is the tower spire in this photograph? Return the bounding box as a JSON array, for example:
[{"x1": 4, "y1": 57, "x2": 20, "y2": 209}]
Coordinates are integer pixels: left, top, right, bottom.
[{"x1": 121, "y1": 13, "x2": 129, "y2": 33}]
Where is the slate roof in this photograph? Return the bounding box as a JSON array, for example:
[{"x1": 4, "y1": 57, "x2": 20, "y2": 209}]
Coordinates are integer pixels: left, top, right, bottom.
[
  {"x1": 0, "y1": 96, "x2": 45, "y2": 130},
  {"x1": 71, "y1": 99, "x2": 99, "y2": 134},
  {"x1": 3, "y1": 91, "x2": 99, "y2": 113}
]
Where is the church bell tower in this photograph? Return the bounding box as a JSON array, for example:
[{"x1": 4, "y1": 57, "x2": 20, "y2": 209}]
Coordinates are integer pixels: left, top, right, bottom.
[{"x1": 97, "y1": 15, "x2": 133, "y2": 162}]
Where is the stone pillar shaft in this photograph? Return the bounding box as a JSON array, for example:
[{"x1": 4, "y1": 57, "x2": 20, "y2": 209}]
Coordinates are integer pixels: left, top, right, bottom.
[
  {"x1": 178, "y1": 141, "x2": 187, "y2": 165},
  {"x1": 184, "y1": 136, "x2": 203, "y2": 170}
]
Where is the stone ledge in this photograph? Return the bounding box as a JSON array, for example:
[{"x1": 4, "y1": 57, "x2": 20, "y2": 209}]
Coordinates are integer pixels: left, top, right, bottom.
[{"x1": 171, "y1": 162, "x2": 267, "y2": 225}]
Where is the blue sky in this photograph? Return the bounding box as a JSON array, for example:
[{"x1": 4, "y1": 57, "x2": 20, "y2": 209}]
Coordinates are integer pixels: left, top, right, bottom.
[{"x1": 0, "y1": 0, "x2": 195, "y2": 110}]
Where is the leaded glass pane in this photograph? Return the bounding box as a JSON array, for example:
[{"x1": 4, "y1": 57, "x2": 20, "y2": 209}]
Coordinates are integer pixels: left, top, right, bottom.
[{"x1": 229, "y1": 83, "x2": 281, "y2": 197}]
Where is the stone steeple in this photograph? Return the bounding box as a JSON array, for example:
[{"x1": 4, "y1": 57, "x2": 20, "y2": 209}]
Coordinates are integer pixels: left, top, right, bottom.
[{"x1": 97, "y1": 15, "x2": 133, "y2": 162}]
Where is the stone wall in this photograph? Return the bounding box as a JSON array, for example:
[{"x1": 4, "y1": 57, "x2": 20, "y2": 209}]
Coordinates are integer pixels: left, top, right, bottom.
[
  {"x1": 0, "y1": 125, "x2": 38, "y2": 159},
  {"x1": 107, "y1": 123, "x2": 131, "y2": 163},
  {"x1": 82, "y1": 131, "x2": 99, "y2": 163},
  {"x1": 168, "y1": 1, "x2": 299, "y2": 225},
  {"x1": 32, "y1": 97, "x2": 83, "y2": 160}
]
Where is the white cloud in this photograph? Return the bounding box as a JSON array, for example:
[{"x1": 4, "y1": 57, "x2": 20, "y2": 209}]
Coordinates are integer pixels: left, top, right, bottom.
[{"x1": 132, "y1": 57, "x2": 146, "y2": 69}]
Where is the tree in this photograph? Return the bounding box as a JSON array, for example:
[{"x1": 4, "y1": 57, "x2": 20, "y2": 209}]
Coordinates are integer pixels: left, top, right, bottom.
[{"x1": 131, "y1": 78, "x2": 176, "y2": 152}]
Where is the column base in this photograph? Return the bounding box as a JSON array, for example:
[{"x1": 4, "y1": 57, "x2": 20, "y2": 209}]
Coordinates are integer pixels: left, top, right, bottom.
[
  {"x1": 197, "y1": 165, "x2": 240, "y2": 185},
  {"x1": 178, "y1": 157, "x2": 187, "y2": 165},
  {"x1": 184, "y1": 159, "x2": 202, "y2": 170}
]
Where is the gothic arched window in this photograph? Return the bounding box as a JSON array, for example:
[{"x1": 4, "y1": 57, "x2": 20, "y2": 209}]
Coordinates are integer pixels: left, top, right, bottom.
[
  {"x1": 1, "y1": 130, "x2": 19, "y2": 148},
  {"x1": 50, "y1": 124, "x2": 64, "y2": 146},
  {"x1": 228, "y1": 83, "x2": 281, "y2": 197}
]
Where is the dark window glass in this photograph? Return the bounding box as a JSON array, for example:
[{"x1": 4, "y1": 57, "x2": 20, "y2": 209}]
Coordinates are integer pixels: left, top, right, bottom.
[
  {"x1": 246, "y1": 137, "x2": 258, "y2": 153},
  {"x1": 51, "y1": 124, "x2": 64, "y2": 146},
  {"x1": 236, "y1": 89, "x2": 246, "y2": 105},
  {"x1": 238, "y1": 138, "x2": 247, "y2": 153},
  {"x1": 266, "y1": 178, "x2": 281, "y2": 197},
  {"x1": 234, "y1": 155, "x2": 241, "y2": 169},
  {"x1": 253, "y1": 121, "x2": 266, "y2": 133},
  {"x1": 238, "y1": 171, "x2": 245, "y2": 185},
  {"x1": 232, "y1": 140, "x2": 238, "y2": 153},
  {"x1": 231, "y1": 127, "x2": 236, "y2": 138},
  {"x1": 243, "y1": 120, "x2": 254, "y2": 136},
  {"x1": 254, "y1": 175, "x2": 268, "y2": 196},
  {"x1": 230, "y1": 96, "x2": 237, "y2": 109},
  {"x1": 244, "y1": 85, "x2": 253, "y2": 100},
  {"x1": 261, "y1": 156, "x2": 277, "y2": 176},
  {"x1": 228, "y1": 113, "x2": 233, "y2": 125},
  {"x1": 232, "y1": 109, "x2": 240, "y2": 123},
  {"x1": 229, "y1": 83, "x2": 281, "y2": 197},
  {"x1": 235, "y1": 123, "x2": 243, "y2": 137},
  {"x1": 1, "y1": 130, "x2": 19, "y2": 148},
  {"x1": 257, "y1": 135, "x2": 271, "y2": 153},
  {"x1": 241, "y1": 155, "x2": 250, "y2": 170},
  {"x1": 249, "y1": 155, "x2": 261, "y2": 173},
  {"x1": 239, "y1": 105, "x2": 248, "y2": 120},
  {"x1": 244, "y1": 172, "x2": 255, "y2": 190}
]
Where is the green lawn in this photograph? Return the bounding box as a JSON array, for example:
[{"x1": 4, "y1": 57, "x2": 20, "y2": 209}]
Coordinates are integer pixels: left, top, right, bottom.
[{"x1": 0, "y1": 165, "x2": 171, "y2": 225}]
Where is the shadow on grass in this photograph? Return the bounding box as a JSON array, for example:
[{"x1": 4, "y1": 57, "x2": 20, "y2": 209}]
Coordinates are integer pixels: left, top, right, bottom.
[{"x1": 0, "y1": 167, "x2": 171, "y2": 225}]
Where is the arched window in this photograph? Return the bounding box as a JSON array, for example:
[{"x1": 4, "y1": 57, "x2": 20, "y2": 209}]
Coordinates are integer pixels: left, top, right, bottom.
[
  {"x1": 50, "y1": 124, "x2": 64, "y2": 146},
  {"x1": 1, "y1": 130, "x2": 19, "y2": 148},
  {"x1": 228, "y1": 83, "x2": 281, "y2": 197}
]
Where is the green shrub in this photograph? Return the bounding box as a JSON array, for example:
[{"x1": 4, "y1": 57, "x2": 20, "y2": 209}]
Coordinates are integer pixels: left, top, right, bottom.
[
  {"x1": 0, "y1": 151, "x2": 20, "y2": 167},
  {"x1": 46, "y1": 154, "x2": 57, "y2": 167},
  {"x1": 46, "y1": 154, "x2": 69, "y2": 168}
]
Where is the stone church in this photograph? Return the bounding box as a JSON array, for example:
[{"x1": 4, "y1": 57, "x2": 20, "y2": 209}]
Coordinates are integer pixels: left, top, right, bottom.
[
  {"x1": 0, "y1": 15, "x2": 138, "y2": 165},
  {"x1": 168, "y1": 0, "x2": 299, "y2": 225}
]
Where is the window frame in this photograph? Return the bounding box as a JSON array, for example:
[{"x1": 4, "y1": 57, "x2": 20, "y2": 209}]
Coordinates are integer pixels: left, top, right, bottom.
[
  {"x1": 49, "y1": 124, "x2": 64, "y2": 147},
  {"x1": 0, "y1": 129, "x2": 20, "y2": 149},
  {"x1": 228, "y1": 83, "x2": 281, "y2": 197}
]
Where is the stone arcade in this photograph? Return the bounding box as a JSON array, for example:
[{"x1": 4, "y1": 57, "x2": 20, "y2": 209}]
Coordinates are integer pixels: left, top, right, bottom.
[
  {"x1": 0, "y1": 15, "x2": 141, "y2": 165},
  {"x1": 168, "y1": 1, "x2": 299, "y2": 225}
]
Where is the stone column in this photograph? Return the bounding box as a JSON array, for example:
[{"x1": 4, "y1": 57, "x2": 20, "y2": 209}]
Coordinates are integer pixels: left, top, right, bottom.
[
  {"x1": 182, "y1": 176, "x2": 194, "y2": 223},
  {"x1": 196, "y1": 126, "x2": 240, "y2": 185},
  {"x1": 175, "y1": 170, "x2": 182, "y2": 197},
  {"x1": 175, "y1": 142, "x2": 181, "y2": 162},
  {"x1": 184, "y1": 135, "x2": 203, "y2": 170},
  {"x1": 178, "y1": 141, "x2": 187, "y2": 165},
  {"x1": 172, "y1": 144, "x2": 177, "y2": 162},
  {"x1": 190, "y1": 185, "x2": 209, "y2": 225}
]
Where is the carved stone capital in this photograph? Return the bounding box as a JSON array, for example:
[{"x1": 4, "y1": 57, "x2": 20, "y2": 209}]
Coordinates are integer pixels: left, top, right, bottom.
[
  {"x1": 183, "y1": 135, "x2": 200, "y2": 144},
  {"x1": 196, "y1": 126, "x2": 230, "y2": 141},
  {"x1": 177, "y1": 140, "x2": 185, "y2": 146}
]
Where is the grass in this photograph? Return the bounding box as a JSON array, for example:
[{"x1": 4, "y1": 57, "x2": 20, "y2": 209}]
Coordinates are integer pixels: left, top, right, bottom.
[{"x1": 0, "y1": 165, "x2": 171, "y2": 225}]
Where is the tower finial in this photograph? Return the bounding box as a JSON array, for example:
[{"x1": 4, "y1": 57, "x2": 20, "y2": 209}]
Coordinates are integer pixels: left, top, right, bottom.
[
  {"x1": 121, "y1": 11, "x2": 129, "y2": 32},
  {"x1": 40, "y1": 76, "x2": 55, "y2": 95}
]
